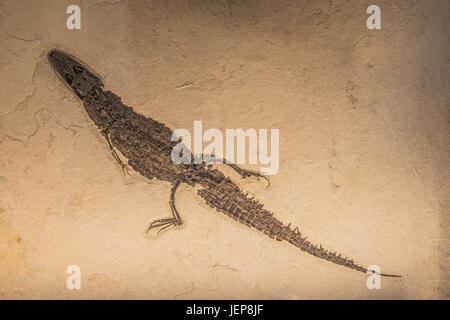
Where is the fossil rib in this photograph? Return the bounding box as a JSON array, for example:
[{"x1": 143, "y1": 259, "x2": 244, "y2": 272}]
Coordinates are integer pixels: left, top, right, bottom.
[{"x1": 48, "y1": 49, "x2": 400, "y2": 278}]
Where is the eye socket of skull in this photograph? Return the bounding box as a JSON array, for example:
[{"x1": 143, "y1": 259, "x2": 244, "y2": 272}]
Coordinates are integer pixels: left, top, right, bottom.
[
  {"x1": 64, "y1": 73, "x2": 73, "y2": 84},
  {"x1": 73, "y1": 65, "x2": 84, "y2": 73}
]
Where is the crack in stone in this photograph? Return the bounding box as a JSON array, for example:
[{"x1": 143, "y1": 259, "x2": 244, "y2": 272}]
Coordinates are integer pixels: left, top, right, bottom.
[
  {"x1": 0, "y1": 18, "x2": 41, "y2": 43},
  {"x1": 171, "y1": 281, "x2": 221, "y2": 300},
  {"x1": 0, "y1": 49, "x2": 41, "y2": 118},
  {"x1": 0, "y1": 87, "x2": 37, "y2": 118},
  {"x1": 86, "y1": 0, "x2": 125, "y2": 9},
  {"x1": 211, "y1": 263, "x2": 240, "y2": 273},
  {"x1": 0, "y1": 108, "x2": 83, "y2": 147},
  {"x1": 171, "y1": 284, "x2": 196, "y2": 300},
  {"x1": 328, "y1": 138, "x2": 342, "y2": 189},
  {"x1": 3, "y1": 31, "x2": 41, "y2": 43}
]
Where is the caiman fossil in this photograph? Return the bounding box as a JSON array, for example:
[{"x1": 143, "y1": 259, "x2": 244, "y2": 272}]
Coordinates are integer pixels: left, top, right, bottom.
[{"x1": 48, "y1": 49, "x2": 400, "y2": 277}]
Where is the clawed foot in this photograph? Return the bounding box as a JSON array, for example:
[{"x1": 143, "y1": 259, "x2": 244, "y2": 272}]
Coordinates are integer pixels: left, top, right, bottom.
[
  {"x1": 146, "y1": 218, "x2": 181, "y2": 235},
  {"x1": 206, "y1": 155, "x2": 271, "y2": 188},
  {"x1": 146, "y1": 179, "x2": 184, "y2": 236},
  {"x1": 230, "y1": 164, "x2": 271, "y2": 188}
]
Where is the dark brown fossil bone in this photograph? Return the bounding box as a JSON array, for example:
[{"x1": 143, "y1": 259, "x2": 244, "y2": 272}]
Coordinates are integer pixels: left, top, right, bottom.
[{"x1": 48, "y1": 49, "x2": 400, "y2": 278}]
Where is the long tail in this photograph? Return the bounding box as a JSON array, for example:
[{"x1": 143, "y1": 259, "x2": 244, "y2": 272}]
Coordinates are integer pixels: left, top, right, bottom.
[{"x1": 196, "y1": 169, "x2": 400, "y2": 278}]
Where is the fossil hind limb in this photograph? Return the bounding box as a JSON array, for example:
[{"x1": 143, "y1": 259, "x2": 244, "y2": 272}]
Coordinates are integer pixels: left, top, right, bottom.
[
  {"x1": 146, "y1": 178, "x2": 183, "y2": 235},
  {"x1": 204, "y1": 154, "x2": 270, "y2": 188}
]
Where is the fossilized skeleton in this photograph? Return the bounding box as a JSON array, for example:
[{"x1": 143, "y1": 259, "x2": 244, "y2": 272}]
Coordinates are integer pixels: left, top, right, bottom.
[{"x1": 48, "y1": 49, "x2": 400, "y2": 277}]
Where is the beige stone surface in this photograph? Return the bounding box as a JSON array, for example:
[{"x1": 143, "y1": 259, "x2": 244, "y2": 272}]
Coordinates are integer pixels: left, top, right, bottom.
[{"x1": 0, "y1": 0, "x2": 448, "y2": 299}]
